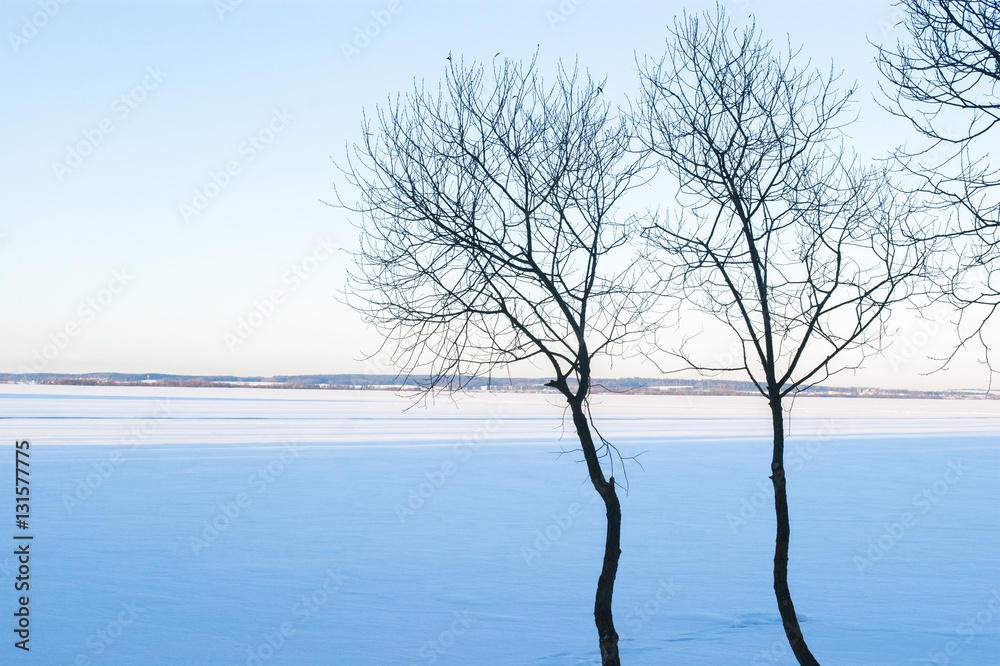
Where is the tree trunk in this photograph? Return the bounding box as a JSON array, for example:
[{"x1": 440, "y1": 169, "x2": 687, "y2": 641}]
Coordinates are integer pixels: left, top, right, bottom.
[
  {"x1": 770, "y1": 396, "x2": 820, "y2": 666},
  {"x1": 569, "y1": 400, "x2": 622, "y2": 666},
  {"x1": 595, "y1": 478, "x2": 621, "y2": 665}
]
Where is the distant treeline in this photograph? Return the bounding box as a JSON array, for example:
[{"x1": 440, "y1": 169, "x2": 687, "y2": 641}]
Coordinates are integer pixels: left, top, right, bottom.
[{"x1": 0, "y1": 372, "x2": 993, "y2": 399}]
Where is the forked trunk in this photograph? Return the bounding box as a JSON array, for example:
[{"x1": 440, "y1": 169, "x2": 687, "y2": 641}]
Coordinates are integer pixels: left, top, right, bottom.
[
  {"x1": 569, "y1": 400, "x2": 622, "y2": 666},
  {"x1": 770, "y1": 397, "x2": 820, "y2": 666}
]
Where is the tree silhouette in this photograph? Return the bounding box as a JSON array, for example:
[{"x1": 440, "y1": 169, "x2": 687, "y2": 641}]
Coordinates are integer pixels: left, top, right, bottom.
[
  {"x1": 338, "y1": 56, "x2": 650, "y2": 665},
  {"x1": 638, "y1": 9, "x2": 930, "y2": 664},
  {"x1": 876, "y1": 0, "x2": 1000, "y2": 378}
]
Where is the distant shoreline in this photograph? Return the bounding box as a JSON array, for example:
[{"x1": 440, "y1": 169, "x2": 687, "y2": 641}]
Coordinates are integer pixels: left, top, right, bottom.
[{"x1": 1, "y1": 373, "x2": 994, "y2": 400}]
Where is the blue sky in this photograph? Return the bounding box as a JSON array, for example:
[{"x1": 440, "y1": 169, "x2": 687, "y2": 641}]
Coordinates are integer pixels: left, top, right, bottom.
[{"x1": 1, "y1": 0, "x2": 984, "y2": 389}]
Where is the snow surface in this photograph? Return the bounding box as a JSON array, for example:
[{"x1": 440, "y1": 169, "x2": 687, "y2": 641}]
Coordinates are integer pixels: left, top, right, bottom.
[{"x1": 1, "y1": 385, "x2": 998, "y2": 665}]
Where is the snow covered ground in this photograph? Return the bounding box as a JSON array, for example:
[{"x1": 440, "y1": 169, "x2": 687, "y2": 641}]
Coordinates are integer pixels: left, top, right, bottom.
[{"x1": 1, "y1": 385, "x2": 998, "y2": 665}]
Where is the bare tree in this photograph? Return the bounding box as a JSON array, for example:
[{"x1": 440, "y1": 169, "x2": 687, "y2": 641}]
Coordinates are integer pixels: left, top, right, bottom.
[
  {"x1": 336, "y1": 56, "x2": 650, "y2": 665},
  {"x1": 638, "y1": 9, "x2": 929, "y2": 665},
  {"x1": 875, "y1": 0, "x2": 1000, "y2": 377}
]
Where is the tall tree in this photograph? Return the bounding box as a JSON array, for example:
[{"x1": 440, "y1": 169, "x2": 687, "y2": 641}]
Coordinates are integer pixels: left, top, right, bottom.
[
  {"x1": 337, "y1": 56, "x2": 649, "y2": 665},
  {"x1": 638, "y1": 9, "x2": 929, "y2": 664},
  {"x1": 876, "y1": 0, "x2": 999, "y2": 375}
]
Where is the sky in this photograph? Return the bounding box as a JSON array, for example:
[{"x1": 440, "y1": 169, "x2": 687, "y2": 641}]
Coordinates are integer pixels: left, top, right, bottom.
[{"x1": 0, "y1": 0, "x2": 990, "y2": 390}]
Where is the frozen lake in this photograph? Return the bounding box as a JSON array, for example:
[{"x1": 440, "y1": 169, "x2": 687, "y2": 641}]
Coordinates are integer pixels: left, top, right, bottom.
[{"x1": 1, "y1": 385, "x2": 998, "y2": 665}]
